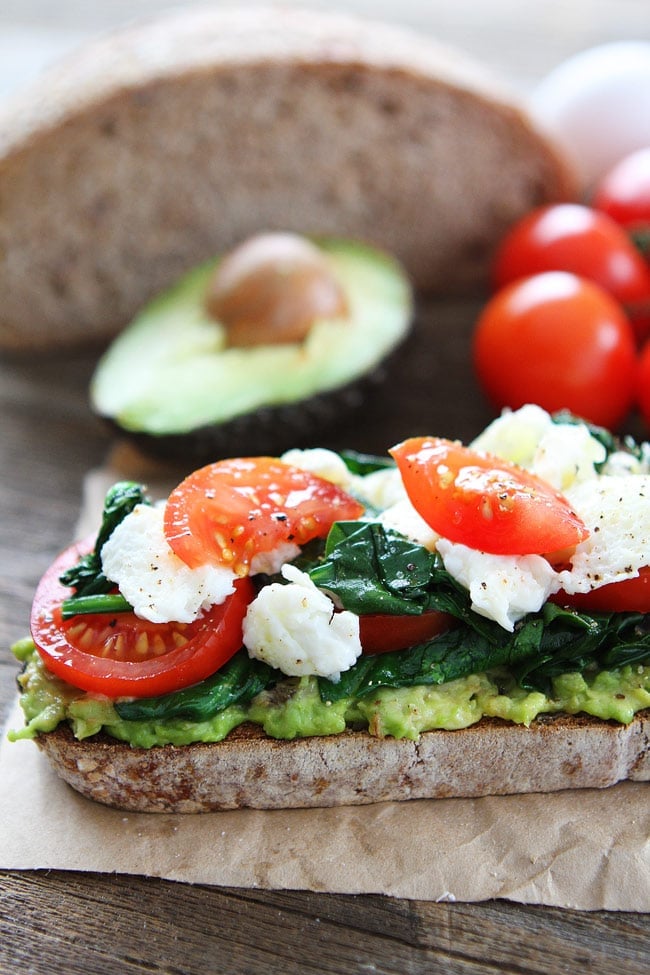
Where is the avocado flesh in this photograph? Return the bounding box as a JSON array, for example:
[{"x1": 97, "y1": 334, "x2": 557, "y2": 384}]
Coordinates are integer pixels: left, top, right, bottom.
[{"x1": 90, "y1": 239, "x2": 412, "y2": 439}]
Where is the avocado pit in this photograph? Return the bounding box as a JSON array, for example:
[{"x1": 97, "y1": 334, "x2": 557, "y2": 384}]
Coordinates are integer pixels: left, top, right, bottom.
[{"x1": 205, "y1": 233, "x2": 349, "y2": 347}]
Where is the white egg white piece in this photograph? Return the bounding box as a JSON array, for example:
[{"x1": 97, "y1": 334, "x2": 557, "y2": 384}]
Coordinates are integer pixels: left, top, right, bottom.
[
  {"x1": 436, "y1": 539, "x2": 559, "y2": 632},
  {"x1": 560, "y1": 475, "x2": 650, "y2": 593},
  {"x1": 100, "y1": 503, "x2": 236, "y2": 623},
  {"x1": 471, "y1": 404, "x2": 605, "y2": 490},
  {"x1": 243, "y1": 564, "x2": 361, "y2": 680}
]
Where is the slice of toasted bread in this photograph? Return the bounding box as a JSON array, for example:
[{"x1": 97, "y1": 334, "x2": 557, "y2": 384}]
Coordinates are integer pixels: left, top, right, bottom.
[
  {"x1": 0, "y1": 5, "x2": 573, "y2": 351},
  {"x1": 36, "y1": 711, "x2": 649, "y2": 813}
]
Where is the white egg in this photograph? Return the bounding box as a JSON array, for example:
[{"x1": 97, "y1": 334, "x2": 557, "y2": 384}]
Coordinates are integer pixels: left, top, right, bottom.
[{"x1": 529, "y1": 42, "x2": 650, "y2": 191}]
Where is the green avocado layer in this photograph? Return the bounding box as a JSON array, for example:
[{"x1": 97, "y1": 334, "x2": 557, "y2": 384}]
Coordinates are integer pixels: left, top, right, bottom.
[{"x1": 10, "y1": 640, "x2": 650, "y2": 749}]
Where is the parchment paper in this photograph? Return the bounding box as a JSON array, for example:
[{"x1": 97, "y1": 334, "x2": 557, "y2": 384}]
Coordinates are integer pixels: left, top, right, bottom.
[{"x1": 2, "y1": 445, "x2": 649, "y2": 911}]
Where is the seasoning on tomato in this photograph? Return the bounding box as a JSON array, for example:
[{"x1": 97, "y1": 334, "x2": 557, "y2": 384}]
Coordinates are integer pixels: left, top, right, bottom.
[
  {"x1": 164, "y1": 457, "x2": 365, "y2": 572},
  {"x1": 473, "y1": 271, "x2": 637, "y2": 430},
  {"x1": 30, "y1": 539, "x2": 255, "y2": 698},
  {"x1": 390, "y1": 436, "x2": 589, "y2": 556}
]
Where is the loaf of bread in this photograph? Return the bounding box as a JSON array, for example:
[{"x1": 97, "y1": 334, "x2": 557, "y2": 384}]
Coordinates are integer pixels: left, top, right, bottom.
[
  {"x1": 37, "y1": 711, "x2": 648, "y2": 812},
  {"x1": 0, "y1": 5, "x2": 573, "y2": 351}
]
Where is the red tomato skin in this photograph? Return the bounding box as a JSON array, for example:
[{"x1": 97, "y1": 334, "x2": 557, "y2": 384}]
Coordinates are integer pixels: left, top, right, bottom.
[
  {"x1": 550, "y1": 567, "x2": 650, "y2": 613},
  {"x1": 473, "y1": 271, "x2": 638, "y2": 430},
  {"x1": 30, "y1": 539, "x2": 255, "y2": 698},
  {"x1": 165, "y1": 457, "x2": 364, "y2": 571},
  {"x1": 637, "y1": 339, "x2": 650, "y2": 431},
  {"x1": 493, "y1": 203, "x2": 650, "y2": 310},
  {"x1": 593, "y1": 148, "x2": 650, "y2": 233},
  {"x1": 390, "y1": 437, "x2": 588, "y2": 556},
  {"x1": 359, "y1": 611, "x2": 454, "y2": 654}
]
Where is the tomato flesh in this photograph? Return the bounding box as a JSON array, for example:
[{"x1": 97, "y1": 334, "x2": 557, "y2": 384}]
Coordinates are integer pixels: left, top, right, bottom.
[
  {"x1": 390, "y1": 437, "x2": 589, "y2": 556},
  {"x1": 164, "y1": 457, "x2": 364, "y2": 572},
  {"x1": 551, "y1": 567, "x2": 650, "y2": 614},
  {"x1": 31, "y1": 540, "x2": 255, "y2": 698},
  {"x1": 359, "y1": 611, "x2": 454, "y2": 654}
]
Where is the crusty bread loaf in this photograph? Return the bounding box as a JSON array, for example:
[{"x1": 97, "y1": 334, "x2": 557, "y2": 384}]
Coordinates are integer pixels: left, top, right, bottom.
[
  {"x1": 36, "y1": 711, "x2": 649, "y2": 813},
  {"x1": 0, "y1": 5, "x2": 574, "y2": 351}
]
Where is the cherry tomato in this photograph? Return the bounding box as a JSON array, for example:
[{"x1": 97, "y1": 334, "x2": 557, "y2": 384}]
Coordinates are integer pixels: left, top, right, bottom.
[
  {"x1": 550, "y1": 567, "x2": 650, "y2": 613},
  {"x1": 473, "y1": 271, "x2": 638, "y2": 430},
  {"x1": 493, "y1": 203, "x2": 650, "y2": 335},
  {"x1": 164, "y1": 457, "x2": 364, "y2": 572},
  {"x1": 31, "y1": 539, "x2": 255, "y2": 698},
  {"x1": 359, "y1": 611, "x2": 454, "y2": 654},
  {"x1": 390, "y1": 437, "x2": 588, "y2": 556},
  {"x1": 637, "y1": 338, "x2": 650, "y2": 430},
  {"x1": 592, "y1": 147, "x2": 650, "y2": 237}
]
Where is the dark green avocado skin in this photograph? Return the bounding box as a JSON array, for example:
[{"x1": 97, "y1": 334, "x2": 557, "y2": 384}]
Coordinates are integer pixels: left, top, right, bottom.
[{"x1": 105, "y1": 352, "x2": 400, "y2": 467}]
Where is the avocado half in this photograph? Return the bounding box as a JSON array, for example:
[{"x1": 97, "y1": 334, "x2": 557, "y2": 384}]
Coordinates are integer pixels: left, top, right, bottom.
[{"x1": 90, "y1": 238, "x2": 413, "y2": 464}]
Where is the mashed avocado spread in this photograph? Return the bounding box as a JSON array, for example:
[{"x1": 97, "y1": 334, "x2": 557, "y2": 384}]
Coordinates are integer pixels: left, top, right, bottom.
[{"x1": 10, "y1": 639, "x2": 650, "y2": 749}]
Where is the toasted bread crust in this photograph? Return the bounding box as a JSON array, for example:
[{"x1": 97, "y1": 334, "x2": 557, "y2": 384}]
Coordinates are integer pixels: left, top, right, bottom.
[
  {"x1": 36, "y1": 711, "x2": 649, "y2": 813},
  {"x1": 0, "y1": 6, "x2": 573, "y2": 350}
]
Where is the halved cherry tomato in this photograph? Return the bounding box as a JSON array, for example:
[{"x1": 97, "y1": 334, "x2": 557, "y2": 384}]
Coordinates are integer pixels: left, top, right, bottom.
[
  {"x1": 473, "y1": 271, "x2": 638, "y2": 430},
  {"x1": 390, "y1": 437, "x2": 588, "y2": 556},
  {"x1": 30, "y1": 539, "x2": 255, "y2": 698},
  {"x1": 359, "y1": 611, "x2": 454, "y2": 654},
  {"x1": 492, "y1": 203, "x2": 650, "y2": 327},
  {"x1": 550, "y1": 567, "x2": 650, "y2": 613},
  {"x1": 164, "y1": 457, "x2": 364, "y2": 572}
]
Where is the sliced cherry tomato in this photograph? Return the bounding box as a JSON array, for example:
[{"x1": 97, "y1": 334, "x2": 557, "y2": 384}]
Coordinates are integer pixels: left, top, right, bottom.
[
  {"x1": 550, "y1": 567, "x2": 650, "y2": 613},
  {"x1": 359, "y1": 611, "x2": 454, "y2": 654},
  {"x1": 473, "y1": 271, "x2": 638, "y2": 430},
  {"x1": 492, "y1": 203, "x2": 650, "y2": 328},
  {"x1": 164, "y1": 457, "x2": 364, "y2": 572},
  {"x1": 637, "y1": 338, "x2": 650, "y2": 431},
  {"x1": 30, "y1": 539, "x2": 255, "y2": 698},
  {"x1": 592, "y1": 147, "x2": 650, "y2": 238},
  {"x1": 390, "y1": 437, "x2": 588, "y2": 556}
]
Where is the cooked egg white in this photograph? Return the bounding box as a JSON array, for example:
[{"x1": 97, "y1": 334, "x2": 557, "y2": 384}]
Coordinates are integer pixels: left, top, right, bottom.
[
  {"x1": 435, "y1": 539, "x2": 559, "y2": 631},
  {"x1": 560, "y1": 475, "x2": 650, "y2": 593},
  {"x1": 471, "y1": 404, "x2": 605, "y2": 490},
  {"x1": 242, "y1": 564, "x2": 361, "y2": 679},
  {"x1": 100, "y1": 503, "x2": 237, "y2": 623}
]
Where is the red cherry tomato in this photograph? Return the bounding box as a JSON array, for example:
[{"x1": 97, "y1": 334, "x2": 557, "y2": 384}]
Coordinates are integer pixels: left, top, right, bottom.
[
  {"x1": 550, "y1": 567, "x2": 650, "y2": 613},
  {"x1": 164, "y1": 457, "x2": 364, "y2": 571},
  {"x1": 637, "y1": 338, "x2": 650, "y2": 430},
  {"x1": 592, "y1": 147, "x2": 650, "y2": 236},
  {"x1": 390, "y1": 437, "x2": 588, "y2": 556},
  {"x1": 359, "y1": 611, "x2": 454, "y2": 654},
  {"x1": 473, "y1": 271, "x2": 638, "y2": 430},
  {"x1": 493, "y1": 203, "x2": 650, "y2": 336},
  {"x1": 30, "y1": 539, "x2": 255, "y2": 698}
]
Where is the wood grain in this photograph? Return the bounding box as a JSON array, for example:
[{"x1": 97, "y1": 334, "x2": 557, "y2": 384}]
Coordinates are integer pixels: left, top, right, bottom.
[{"x1": 1, "y1": 2, "x2": 649, "y2": 973}]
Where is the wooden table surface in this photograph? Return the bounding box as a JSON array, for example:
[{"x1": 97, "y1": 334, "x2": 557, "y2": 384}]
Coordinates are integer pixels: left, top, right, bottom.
[{"x1": 1, "y1": 2, "x2": 649, "y2": 973}]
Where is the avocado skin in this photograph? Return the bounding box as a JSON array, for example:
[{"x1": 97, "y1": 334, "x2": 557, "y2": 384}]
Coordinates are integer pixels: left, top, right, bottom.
[{"x1": 104, "y1": 352, "x2": 398, "y2": 466}]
